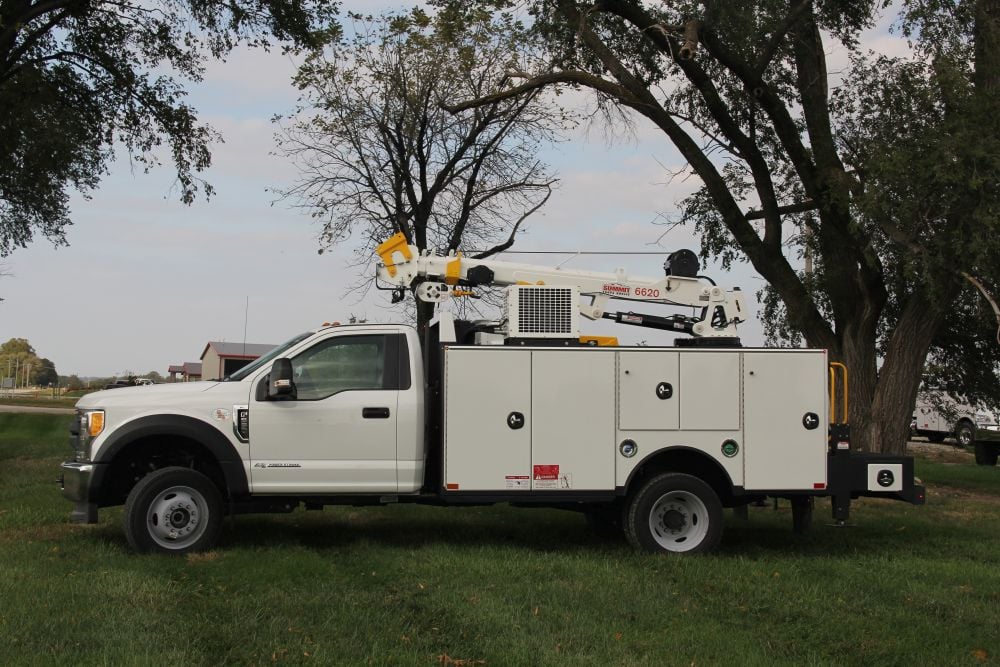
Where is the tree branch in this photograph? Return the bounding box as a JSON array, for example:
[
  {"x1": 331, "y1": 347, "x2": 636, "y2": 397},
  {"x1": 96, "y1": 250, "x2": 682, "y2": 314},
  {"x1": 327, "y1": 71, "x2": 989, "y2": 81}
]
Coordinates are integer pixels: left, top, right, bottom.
[
  {"x1": 0, "y1": 0, "x2": 77, "y2": 55},
  {"x1": 754, "y1": 0, "x2": 812, "y2": 74},
  {"x1": 442, "y1": 69, "x2": 641, "y2": 114},
  {"x1": 961, "y1": 272, "x2": 1000, "y2": 345},
  {"x1": 472, "y1": 186, "x2": 553, "y2": 259},
  {"x1": 0, "y1": 6, "x2": 75, "y2": 84},
  {"x1": 745, "y1": 200, "x2": 816, "y2": 220}
]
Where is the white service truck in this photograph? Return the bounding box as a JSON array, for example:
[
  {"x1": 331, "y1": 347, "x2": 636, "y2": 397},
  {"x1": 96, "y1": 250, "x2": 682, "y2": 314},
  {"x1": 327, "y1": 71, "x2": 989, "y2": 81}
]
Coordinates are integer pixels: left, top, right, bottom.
[
  {"x1": 60, "y1": 234, "x2": 925, "y2": 554},
  {"x1": 912, "y1": 392, "x2": 1000, "y2": 464}
]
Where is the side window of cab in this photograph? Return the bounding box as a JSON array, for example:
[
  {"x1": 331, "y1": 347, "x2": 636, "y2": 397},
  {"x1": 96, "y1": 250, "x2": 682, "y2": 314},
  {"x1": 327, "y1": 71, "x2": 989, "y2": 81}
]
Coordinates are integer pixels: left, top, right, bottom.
[{"x1": 288, "y1": 334, "x2": 409, "y2": 401}]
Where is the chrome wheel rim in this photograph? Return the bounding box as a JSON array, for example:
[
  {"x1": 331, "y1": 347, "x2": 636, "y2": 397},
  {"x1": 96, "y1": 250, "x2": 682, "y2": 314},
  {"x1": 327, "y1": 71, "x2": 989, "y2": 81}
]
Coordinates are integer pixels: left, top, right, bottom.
[
  {"x1": 958, "y1": 427, "x2": 973, "y2": 446},
  {"x1": 146, "y1": 485, "x2": 208, "y2": 550},
  {"x1": 648, "y1": 490, "x2": 709, "y2": 552}
]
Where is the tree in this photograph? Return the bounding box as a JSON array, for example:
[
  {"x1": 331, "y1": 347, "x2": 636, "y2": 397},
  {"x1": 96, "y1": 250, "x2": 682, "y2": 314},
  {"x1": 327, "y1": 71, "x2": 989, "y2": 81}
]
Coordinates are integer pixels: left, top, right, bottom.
[
  {"x1": 0, "y1": 337, "x2": 54, "y2": 386},
  {"x1": 61, "y1": 374, "x2": 83, "y2": 391},
  {"x1": 440, "y1": 0, "x2": 999, "y2": 454},
  {"x1": 276, "y1": 7, "x2": 566, "y2": 337},
  {"x1": 0, "y1": 0, "x2": 339, "y2": 257},
  {"x1": 32, "y1": 357, "x2": 57, "y2": 386},
  {"x1": 840, "y1": 0, "x2": 1000, "y2": 411}
]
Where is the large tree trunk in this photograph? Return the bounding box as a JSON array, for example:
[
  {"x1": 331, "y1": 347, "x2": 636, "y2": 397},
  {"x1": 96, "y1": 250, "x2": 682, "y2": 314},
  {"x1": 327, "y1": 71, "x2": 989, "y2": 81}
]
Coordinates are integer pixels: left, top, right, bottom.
[{"x1": 853, "y1": 290, "x2": 953, "y2": 454}]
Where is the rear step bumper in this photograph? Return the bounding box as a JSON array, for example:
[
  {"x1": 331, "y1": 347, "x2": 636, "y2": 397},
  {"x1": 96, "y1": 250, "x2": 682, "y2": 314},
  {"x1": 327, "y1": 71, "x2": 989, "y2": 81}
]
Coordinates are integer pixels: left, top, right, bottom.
[{"x1": 827, "y1": 450, "x2": 925, "y2": 522}]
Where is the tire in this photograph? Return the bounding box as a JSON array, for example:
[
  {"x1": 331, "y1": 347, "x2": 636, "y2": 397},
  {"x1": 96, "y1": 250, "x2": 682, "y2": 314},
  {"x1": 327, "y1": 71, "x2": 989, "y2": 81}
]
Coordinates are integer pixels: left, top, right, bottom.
[
  {"x1": 955, "y1": 421, "x2": 975, "y2": 448},
  {"x1": 927, "y1": 433, "x2": 946, "y2": 444},
  {"x1": 124, "y1": 467, "x2": 224, "y2": 554},
  {"x1": 975, "y1": 443, "x2": 999, "y2": 467},
  {"x1": 625, "y1": 473, "x2": 723, "y2": 554}
]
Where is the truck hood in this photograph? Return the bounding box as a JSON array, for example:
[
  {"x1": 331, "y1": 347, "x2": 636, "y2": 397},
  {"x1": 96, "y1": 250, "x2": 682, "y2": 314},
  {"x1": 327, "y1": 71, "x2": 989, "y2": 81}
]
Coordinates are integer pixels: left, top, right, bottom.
[{"x1": 76, "y1": 380, "x2": 248, "y2": 410}]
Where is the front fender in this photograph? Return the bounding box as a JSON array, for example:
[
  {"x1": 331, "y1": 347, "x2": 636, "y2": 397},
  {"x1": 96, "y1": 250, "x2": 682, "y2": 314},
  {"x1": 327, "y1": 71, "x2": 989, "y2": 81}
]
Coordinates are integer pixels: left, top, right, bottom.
[{"x1": 95, "y1": 414, "x2": 249, "y2": 497}]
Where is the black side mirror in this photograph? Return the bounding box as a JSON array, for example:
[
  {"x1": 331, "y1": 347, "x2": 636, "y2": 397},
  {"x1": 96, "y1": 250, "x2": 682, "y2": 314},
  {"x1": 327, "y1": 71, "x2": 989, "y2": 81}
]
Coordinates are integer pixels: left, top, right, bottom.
[{"x1": 268, "y1": 358, "x2": 296, "y2": 400}]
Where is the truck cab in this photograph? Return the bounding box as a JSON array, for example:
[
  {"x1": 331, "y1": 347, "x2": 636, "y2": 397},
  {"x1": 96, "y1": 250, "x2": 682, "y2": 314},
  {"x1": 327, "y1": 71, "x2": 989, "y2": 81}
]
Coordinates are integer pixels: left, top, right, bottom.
[{"x1": 61, "y1": 325, "x2": 425, "y2": 544}]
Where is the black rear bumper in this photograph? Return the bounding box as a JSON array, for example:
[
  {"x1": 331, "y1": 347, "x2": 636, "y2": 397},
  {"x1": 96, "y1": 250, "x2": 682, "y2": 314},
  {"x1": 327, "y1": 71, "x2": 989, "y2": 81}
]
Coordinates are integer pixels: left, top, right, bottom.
[{"x1": 827, "y1": 450, "x2": 925, "y2": 521}]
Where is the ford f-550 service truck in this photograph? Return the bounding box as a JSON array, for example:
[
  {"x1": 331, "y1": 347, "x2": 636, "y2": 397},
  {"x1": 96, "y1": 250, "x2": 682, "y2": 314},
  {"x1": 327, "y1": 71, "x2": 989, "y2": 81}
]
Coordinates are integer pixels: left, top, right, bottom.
[{"x1": 60, "y1": 234, "x2": 924, "y2": 554}]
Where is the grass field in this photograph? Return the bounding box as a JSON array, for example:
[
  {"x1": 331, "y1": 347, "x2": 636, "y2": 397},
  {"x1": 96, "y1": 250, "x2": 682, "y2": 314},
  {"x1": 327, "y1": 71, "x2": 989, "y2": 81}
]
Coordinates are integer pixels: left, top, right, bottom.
[
  {"x1": 0, "y1": 395, "x2": 79, "y2": 409},
  {"x1": 1, "y1": 413, "x2": 998, "y2": 665}
]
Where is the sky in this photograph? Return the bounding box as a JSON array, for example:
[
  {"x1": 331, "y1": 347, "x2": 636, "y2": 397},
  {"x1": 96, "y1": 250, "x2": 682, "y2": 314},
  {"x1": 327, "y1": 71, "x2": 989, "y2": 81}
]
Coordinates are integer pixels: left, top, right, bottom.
[{"x1": 0, "y1": 3, "x2": 908, "y2": 378}]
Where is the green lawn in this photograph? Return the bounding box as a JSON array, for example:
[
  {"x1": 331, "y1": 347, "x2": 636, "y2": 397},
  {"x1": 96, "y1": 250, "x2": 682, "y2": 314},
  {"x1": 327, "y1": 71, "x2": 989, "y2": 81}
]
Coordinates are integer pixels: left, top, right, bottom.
[
  {"x1": 1, "y1": 413, "x2": 998, "y2": 665},
  {"x1": 0, "y1": 395, "x2": 79, "y2": 409}
]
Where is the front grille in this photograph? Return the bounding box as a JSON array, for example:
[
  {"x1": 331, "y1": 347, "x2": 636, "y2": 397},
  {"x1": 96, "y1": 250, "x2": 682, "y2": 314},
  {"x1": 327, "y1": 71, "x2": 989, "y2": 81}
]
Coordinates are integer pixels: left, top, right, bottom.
[{"x1": 69, "y1": 412, "x2": 84, "y2": 461}]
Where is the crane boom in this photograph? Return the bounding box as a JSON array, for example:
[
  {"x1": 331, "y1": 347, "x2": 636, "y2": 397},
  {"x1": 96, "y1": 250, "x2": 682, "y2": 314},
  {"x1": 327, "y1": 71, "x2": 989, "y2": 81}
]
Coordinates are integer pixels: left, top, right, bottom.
[{"x1": 375, "y1": 233, "x2": 748, "y2": 340}]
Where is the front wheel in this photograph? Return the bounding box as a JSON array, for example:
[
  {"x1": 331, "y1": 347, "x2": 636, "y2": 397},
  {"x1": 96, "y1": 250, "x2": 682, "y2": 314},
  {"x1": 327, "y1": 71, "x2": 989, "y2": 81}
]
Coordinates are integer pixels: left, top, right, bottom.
[
  {"x1": 625, "y1": 473, "x2": 723, "y2": 554},
  {"x1": 124, "y1": 467, "x2": 224, "y2": 554},
  {"x1": 975, "y1": 443, "x2": 999, "y2": 466}
]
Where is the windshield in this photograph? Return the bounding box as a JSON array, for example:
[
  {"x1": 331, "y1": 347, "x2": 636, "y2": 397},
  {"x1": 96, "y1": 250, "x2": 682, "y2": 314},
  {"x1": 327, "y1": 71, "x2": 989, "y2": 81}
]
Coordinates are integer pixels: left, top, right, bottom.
[{"x1": 224, "y1": 331, "x2": 314, "y2": 381}]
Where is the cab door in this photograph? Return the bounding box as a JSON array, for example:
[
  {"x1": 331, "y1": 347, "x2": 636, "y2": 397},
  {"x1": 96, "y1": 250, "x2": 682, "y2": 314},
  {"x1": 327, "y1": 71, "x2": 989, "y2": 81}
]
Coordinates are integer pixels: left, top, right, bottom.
[{"x1": 249, "y1": 332, "x2": 403, "y2": 493}]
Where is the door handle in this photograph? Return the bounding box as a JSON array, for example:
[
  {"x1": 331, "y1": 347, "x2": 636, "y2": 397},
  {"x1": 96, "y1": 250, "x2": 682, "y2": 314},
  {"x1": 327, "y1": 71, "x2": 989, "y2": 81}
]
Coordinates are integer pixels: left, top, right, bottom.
[{"x1": 362, "y1": 407, "x2": 391, "y2": 419}]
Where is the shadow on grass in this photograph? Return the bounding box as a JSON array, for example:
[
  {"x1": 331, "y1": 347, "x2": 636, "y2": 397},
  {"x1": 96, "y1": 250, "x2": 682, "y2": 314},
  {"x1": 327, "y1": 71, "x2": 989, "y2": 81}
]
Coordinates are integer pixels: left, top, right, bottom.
[
  {"x1": 73, "y1": 493, "x2": 977, "y2": 559},
  {"x1": 75, "y1": 501, "x2": 937, "y2": 558},
  {"x1": 218, "y1": 506, "x2": 620, "y2": 554}
]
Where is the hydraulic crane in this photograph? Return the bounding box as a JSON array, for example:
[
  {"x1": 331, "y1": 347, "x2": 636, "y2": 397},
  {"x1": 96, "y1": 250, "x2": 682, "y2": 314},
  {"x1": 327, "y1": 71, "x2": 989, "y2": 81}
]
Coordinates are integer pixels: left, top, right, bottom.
[{"x1": 375, "y1": 232, "x2": 748, "y2": 344}]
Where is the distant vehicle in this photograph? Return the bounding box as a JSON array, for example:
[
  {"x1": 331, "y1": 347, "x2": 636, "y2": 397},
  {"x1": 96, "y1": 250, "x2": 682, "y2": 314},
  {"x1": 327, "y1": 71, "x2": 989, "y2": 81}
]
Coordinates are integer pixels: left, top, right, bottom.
[
  {"x1": 912, "y1": 392, "x2": 1000, "y2": 465},
  {"x1": 103, "y1": 378, "x2": 153, "y2": 389},
  {"x1": 102, "y1": 381, "x2": 132, "y2": 390}
]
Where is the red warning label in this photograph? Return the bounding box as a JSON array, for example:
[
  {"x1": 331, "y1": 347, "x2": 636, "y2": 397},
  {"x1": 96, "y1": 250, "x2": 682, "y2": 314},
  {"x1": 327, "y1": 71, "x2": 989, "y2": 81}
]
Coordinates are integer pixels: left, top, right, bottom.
[
  {"x1": 533, "y1": 464, "x2": 572, "y2": 489},
  {"x1": 533, "y1": 464, "x2": 559, "y2": 481}
]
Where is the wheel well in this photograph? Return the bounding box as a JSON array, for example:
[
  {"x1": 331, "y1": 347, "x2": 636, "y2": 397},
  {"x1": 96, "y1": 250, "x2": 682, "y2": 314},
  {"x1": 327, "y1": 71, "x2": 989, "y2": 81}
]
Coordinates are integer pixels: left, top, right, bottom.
[
  {"x1": 625, "y1": 447, "x2": 736, "y2": 507},
  {"x1": 101, "y1": 435, "x2": 228, "y2": 507}
]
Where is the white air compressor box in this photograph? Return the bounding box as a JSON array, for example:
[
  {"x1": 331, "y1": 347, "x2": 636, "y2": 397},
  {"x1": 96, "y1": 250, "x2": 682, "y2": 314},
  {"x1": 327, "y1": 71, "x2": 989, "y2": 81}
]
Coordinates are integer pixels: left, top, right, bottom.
[{"x1": 504, "y1": 285, "x2": 580, "y2": 339}]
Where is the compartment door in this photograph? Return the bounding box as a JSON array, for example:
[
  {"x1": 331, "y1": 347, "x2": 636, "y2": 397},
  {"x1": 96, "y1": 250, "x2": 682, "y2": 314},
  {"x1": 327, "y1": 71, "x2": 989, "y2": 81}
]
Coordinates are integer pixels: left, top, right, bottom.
[
  {"x1": 532, "y1": 350, "x2": 615, "y2": 491},
  {"x1": 444, "y1": 349, "x2": 531, "y2": 491},
  {"x1": 618, "y1": 351, "x2": 679, "y2": 430},
  {"x1": 744, "y1": 352, "x2": 828, "y2": 490},
  {"x1": 679, "y1": 352, "x2": 741, "y2": 431}
]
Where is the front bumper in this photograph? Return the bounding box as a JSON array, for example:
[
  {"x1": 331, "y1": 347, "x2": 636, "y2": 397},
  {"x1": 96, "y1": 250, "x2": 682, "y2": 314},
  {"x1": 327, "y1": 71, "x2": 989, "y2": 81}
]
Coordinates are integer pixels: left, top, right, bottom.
[{"x1": 59, "y1": 461, "x2": 104, "y2": 524}]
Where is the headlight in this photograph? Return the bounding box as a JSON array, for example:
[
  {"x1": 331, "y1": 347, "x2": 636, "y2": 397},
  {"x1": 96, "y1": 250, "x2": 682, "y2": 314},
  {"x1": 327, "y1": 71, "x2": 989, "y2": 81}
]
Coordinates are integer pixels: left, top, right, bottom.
[
  {"x1": 84, "y1": 410, "x2": 105, "y2": 438},
  {"x1": 75, "y1": 410, "x2": 105, "y2": 461}
]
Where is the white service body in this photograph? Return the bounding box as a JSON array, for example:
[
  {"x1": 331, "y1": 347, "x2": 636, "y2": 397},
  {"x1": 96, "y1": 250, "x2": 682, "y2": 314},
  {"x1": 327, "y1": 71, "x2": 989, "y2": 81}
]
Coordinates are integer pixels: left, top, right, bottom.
[{"x1": 442, "y1": 346, "x2": 829, "y2": 494}]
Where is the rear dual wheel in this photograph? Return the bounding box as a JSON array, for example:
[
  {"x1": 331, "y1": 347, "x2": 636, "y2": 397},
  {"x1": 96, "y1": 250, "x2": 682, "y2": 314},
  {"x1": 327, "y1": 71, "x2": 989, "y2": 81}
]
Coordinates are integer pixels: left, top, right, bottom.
[
  {"x1": 955, "y1": 422, "x2": 975, "y2": 448},
  {"x1": 625, "y1": 473, "x2": 723, "y2": 554}
]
